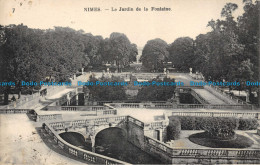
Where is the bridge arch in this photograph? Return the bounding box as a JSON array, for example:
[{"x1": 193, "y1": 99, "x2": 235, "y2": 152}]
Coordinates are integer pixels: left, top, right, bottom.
[
  {"x1": 94, "y1": 127, "x2": 128, "y2": 154},
  {"x1": 90, "y1": 125, "x2": 128, "y2": 152},
  {"x1": 59, "y1": 131, "x2": 92, "y2": 150}
]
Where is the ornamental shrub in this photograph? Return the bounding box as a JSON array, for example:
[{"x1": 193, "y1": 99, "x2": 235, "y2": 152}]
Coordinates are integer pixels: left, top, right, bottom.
[
  {"x1": 171, "y1": 116, "x2": 258, "y2": 131},
  {"x1": 175, "y1": 116, "x2": 195, "y2": 130},
  {"x1": 238, "y1": 118, "x2": 259, "y2": 130},
  {"x1": 202, "y1": 117, "x2": 239, "y2": 140},
  {"x1": 166, "y1": 117, "x2": 181, "y2": 140}
]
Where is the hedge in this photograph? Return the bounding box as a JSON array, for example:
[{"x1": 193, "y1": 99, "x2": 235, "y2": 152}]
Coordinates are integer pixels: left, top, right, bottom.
[
  {"x1": 202, "y1": 117, "x2": 238, "y2": 140},
  {"x1": 166, "y1": 117, "x2": 181, "y2": 141},
  {"x1": 238, "y1": 118, "x2": 259, "y2": 130},
  {"x1": 169, "y1": 116, "x2": 259, "y2": 131}
]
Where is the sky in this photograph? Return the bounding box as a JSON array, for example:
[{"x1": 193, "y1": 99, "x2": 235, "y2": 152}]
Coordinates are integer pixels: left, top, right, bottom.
[{"x1": 0, "y1": 0, "x2": 245, "y2": 47}]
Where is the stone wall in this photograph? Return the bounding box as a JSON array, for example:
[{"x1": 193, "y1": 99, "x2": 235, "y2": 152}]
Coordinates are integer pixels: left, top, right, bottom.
[
  {"x1": 0, "y1": 109, "x2": 30, "y2": 113},
  {"x1": 143, "y1": 135, "x2": 260, "y2": 164},
  {"x1": 43, "y1": 123, "x2": 129, "y2": 164},
  {"x1": 126, "y1": 116, "x2": 145, "y2": 150},
  {"x1": 108, "y1": 102, "x2": 253, "y2": 110},
  {"x1": 45, "y1": 115, "x2": 260, "y2": 164},
  {"x1": 171, "y1": 111, "x2": 260, "y2": 120}
]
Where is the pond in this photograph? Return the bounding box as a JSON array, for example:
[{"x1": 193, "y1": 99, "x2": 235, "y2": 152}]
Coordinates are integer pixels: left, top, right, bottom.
[{"x1": 59, "y1": 129, "x2": 164, "y2": 164}]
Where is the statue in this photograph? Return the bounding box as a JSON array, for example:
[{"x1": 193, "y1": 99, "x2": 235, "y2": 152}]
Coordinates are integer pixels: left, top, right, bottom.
[{"x1": 189, "y1": 68, "x2": 192, "y2": 75}]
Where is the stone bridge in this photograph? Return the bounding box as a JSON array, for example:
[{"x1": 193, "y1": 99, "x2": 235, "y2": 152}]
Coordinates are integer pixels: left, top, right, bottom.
[
  {"x1": 49, "y1": 115, "x2": 167, "y2": 153},
  {"x1": 177, "y1": 85, "x2": 247, "y2": 105}
]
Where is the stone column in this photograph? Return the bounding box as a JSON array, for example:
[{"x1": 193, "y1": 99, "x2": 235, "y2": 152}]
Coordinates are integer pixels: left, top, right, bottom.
[
  {"x1": 67, "y1": 93, "x2": 70, "y2": 106},
  {"x1": 159, "y1": 129, "x2": 163, "y2": 141},
  {"x1": 75, "y1": 88, "x2": 78, "y2": 106},
  {"x1": 175, "y1": 90, "x2": 180, "y2": 104}
]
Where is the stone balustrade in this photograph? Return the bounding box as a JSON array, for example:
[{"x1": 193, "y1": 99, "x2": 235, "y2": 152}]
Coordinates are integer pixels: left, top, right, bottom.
[
  {"x1": 206, "y1": 85, "x2": 248, "y2": 105},
  {"x1": 190, "y1": 89, "x2": 209, "y2": 104},
  {"x1": 144, "y1": 135, "x2": 260, "y2": 163},
  {"x1": 176, "y1": 104, "x2": 253, "y2": 110},
  {"x1": 36, "y1": 114, "x2": 63, "y2": 122},
  {"x1": 0, "y1": 109, "x2": 31, "y2": 113},
  {"x1": 48, "y1": 105, "x2": 110, "y2": 111},
  {"x1": 47, "y1": 115, "x2": 260, "y2": 164},
  {"x1": 127, "y1": 116, "x2": 144, "y2": 128},
  {"x1": 0, "y1": 86, "x2": 67, "y2": 109},
  {"x1": 172, "y1": 111, "x2": 259, "y2": 119},
  {"x1": 108, "y1": 102, "x2": 253, "y2": 110},
  {"x1": 147, "y1": 121, "x2": 168, "y2": 130},
  {"x1": 43, "y1": 123, "x2": 129, "y2": 164}
]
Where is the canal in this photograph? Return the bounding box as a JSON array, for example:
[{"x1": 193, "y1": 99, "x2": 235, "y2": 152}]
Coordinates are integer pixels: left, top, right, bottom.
[{"x1": 60, "y1": 128, "x2": 164, "y2": 164}]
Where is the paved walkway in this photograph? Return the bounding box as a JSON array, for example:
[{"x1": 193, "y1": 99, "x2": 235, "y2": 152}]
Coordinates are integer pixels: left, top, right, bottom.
[
  {"x1": 0, "y1": 114, "x2": 86, "y2": 165},
  {"x1": 193, "y1": 89, "x2": 226, "y2": 104}
]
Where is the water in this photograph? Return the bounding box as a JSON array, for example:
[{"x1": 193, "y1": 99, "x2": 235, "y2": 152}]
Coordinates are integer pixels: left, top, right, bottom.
[
  {"x1": 95, "y1": 127, "x2": 164, "y2": 164},
  {"x1": 60, "y1": 129, "x2": 164, "y2": 164}
]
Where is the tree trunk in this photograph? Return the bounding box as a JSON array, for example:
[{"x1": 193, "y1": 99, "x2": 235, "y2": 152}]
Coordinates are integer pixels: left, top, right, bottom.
[
  {"x1": 18, "y1": 90, "x2": 21, "y2": 99},
  {"x1": 4, "y1": 93, "x2": 8, "y2": 105},
  {"x1": 3, "y1": 87, "x2": 10, "y2": 105}
]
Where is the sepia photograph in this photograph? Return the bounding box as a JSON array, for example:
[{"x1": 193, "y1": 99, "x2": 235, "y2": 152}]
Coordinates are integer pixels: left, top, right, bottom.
[{"x1": 0, "y1": 0, "x2": 260, "y2": 164}]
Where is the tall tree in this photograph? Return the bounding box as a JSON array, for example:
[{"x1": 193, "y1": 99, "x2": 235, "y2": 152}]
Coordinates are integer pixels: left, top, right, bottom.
[
  {"x1": 168, "y1": 37, "x2": 195, "y2": 72},
  {"x1": 140, "y1": 38, "x2": 169, "y2": 72}
]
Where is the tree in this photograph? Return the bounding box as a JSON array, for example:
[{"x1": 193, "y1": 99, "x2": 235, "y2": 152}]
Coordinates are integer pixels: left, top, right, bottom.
[
  {"x1": 140, "y1": 38, "x2": 169, "y2": 71},
  {"x1": 167, "y1": 117, "x2": 181, "y2": 141},
  {"x1": 87, "y1": 75, "x2": 127, "y2": 101},
  {"x1": 168, "y1": 37, "x2": 195, "y2": 71},
  {"x1": 136, "y1": 77, "x2": 176, "y2": 101},
  {"x1": 0, "y1": 25, "x2": 46, "y2": 103},
  {"x1": 104, "y1": 33, "x2": 136, "y2": 72}
]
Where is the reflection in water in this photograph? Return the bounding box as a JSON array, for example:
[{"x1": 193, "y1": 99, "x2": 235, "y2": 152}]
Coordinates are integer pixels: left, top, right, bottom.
[
  {"x1": 59, "y1": 132, "x2": 92, "y2": 151},
  {"x1": 95, "y1": 127, "x2": 164, "y2": 164},
  {"x1": 60, "y1": 129, "x2": 163, "y2": 164}
]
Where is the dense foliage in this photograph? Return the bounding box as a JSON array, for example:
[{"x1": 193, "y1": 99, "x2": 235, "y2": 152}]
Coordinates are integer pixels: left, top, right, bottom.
[
  {"x1": 170, "y1": 116, "x2": 258, "y2": 130},
  {"x1": 140, "y1": 1, "x2": 259, "y2": 102},
  {"x1": 166, "y1": 117, "x2": 181, "y2": 141},
  {"x1": 238, "y1": 118, "x2": 259, "y2": 130},
  {"x1": 136, "y1": 77, "x2": 176, "y2": 101},
  {"x1": 0, "y1": 25, "x2": 137, "y2": 104},
  {"x1": 87, "y1": 75, "x2": 127, "y2": 101},
  {"x1": 203, "y1": 117, "x2": 239, "y2": 140},
  {"x1": 140, "y1": 39, "x2": 169, "y2": 72}
]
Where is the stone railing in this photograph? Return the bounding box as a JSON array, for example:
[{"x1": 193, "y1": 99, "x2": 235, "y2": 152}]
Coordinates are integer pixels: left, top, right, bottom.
[
  {"x1": 144, "y1": 135, "x2": 260, "y2": 163},
  {"x1": 145, "y1": 120, "x2": 169, "y2": 130},
  {"x1": 0, "y1": 93, "x2": 41, "y2": 109},
  {"x1": 44, "y1": 123, "x2": 129, "y2": 164},
  {"x1": 51, "y1": 116, "x2": 128, "y2": 129},
  {"x1": 173, "y1": 148, "x2": 260, "y2": 160},
  {"x1": 93, "y1": 116, "x2": 127, "y2": 126},
  {"x1": 33, "y1": 110, "x2": 63, "y2": 122},
  {"x1": 0, "y1": 109, "x2": 31, "y2": 114},
  {"x1": 205, "y1": 85, "x2": 247, "y2": 105},
  {"x1": 97, "y1": 109, "x2": 117, "y2": 116},
  {"x1": 127, "y1": 116, "x2": 144, "y2": 128},
  {"x1": 176, "y1": 104, "x2": 253, "y2": 110},
  {"x1": 172, "y1": 112, "x2": 260, "y2": 119},
  {"x1": 0, "y1": 86, "x2": 66, "y2": 109},
  {"x1": 190, "y1": 89, "x2": 209, "y2": 104},
  {"x1": 109, "y1": 102, "x2": 253, "y2": 110},
  {"x1": 36, "y1": 113, "x2": 63, "y2": 122},
  {"x1": 154, "y1": 104, "x2": 173, "y2": 108},
  {"x1": 47, "y1": 104, "x2": 113, "y2": 111}
]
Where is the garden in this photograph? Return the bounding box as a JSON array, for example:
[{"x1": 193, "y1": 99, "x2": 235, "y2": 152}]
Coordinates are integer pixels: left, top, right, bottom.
[{"x1": 167, "y1": 116, "x2": 259, "y2": 148}]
